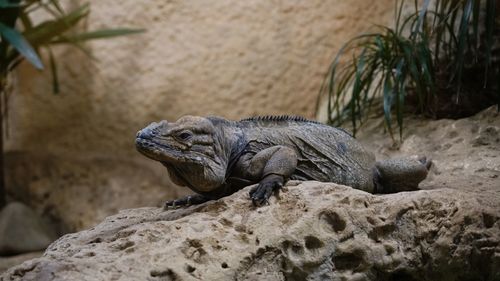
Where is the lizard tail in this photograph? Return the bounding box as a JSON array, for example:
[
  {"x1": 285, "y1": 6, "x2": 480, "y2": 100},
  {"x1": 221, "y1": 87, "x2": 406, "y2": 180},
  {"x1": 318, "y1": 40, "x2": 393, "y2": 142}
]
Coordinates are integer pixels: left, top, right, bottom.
[{"x1": 373, "y1": 156, "x2": 431, "y2": 194}]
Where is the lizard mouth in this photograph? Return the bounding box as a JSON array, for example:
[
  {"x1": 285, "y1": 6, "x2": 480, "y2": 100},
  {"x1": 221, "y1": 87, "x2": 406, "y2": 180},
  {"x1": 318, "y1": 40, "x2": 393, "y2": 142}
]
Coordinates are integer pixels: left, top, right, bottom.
[{"x1": 135, "y1": 137, "x2": 200, "y2": 164}]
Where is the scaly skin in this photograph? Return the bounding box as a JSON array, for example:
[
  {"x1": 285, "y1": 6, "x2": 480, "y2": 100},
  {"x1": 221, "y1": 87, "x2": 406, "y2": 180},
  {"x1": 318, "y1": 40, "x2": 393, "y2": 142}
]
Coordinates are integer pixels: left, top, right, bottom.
[{"x1": 135, "y1": 115, "x2": 430, "y2": 208}]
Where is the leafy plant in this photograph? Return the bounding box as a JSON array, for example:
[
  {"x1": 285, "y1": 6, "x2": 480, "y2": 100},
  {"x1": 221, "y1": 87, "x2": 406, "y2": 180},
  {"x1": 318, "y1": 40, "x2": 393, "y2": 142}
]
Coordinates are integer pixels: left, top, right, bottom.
[
  {"x1": 319, "y1": 0, "x2": 499, "y2": 139},
  {"x1": 0, "y1": 0, "x2": 144, "y2": 207}
]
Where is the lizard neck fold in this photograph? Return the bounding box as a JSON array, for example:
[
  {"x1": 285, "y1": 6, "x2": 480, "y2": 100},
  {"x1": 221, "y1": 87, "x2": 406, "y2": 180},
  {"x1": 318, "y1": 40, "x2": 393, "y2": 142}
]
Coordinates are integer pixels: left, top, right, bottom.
[{"x1": 175, "y1": 119, "x2": 245, "y2": 193}]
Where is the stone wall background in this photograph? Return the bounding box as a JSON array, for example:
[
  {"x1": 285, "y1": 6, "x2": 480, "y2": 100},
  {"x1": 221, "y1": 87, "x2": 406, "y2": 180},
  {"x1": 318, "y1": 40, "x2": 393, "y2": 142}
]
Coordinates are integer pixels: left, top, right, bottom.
[{"x1": 5, "y1": 0, "x2": 395, "y2": 230}]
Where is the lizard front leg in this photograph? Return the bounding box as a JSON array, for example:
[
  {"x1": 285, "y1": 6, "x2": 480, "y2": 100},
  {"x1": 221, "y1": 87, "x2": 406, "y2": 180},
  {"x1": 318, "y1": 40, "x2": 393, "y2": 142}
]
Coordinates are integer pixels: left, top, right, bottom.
[{"x1": 238, "y1": 146, "x2": 298, "y2": 206}]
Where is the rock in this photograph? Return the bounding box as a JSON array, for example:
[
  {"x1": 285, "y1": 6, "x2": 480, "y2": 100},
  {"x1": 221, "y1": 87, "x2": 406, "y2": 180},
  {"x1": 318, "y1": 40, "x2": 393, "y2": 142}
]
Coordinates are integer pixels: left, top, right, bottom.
[
  {"x1": 1, "y1": 182, "x2": 499, "y2": 281},
  {"x1": 0, "y1": 202, "x2": 57, "y2": 256},
  {"x1": 0, "y1": 252, "x2": 43, "y2": 274},
  {"x1": 5, "y1": 152, "x2": 183, "y2": 232}
]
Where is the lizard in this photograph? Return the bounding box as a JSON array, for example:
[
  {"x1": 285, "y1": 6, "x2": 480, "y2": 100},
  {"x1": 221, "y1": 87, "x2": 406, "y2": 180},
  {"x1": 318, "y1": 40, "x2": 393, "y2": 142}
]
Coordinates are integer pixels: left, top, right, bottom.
[{"x1": 135, "y1": 115, "x2": 431, "y2": 207}]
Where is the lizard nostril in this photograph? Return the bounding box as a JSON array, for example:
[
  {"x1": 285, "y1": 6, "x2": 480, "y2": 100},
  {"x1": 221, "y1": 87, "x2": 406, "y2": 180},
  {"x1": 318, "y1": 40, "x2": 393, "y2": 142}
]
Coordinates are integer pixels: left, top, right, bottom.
[{"x1": 137, "y1": 129, "x2": 152, "y2": 139}]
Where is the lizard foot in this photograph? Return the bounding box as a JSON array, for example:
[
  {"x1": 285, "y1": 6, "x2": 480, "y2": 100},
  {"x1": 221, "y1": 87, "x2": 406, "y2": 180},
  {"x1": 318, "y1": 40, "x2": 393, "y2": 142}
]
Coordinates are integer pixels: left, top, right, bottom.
[
  {"x1": 418, "y1": 155, "x2": 433, "y2": 170},
  {"x1": 249, "y1": 175, "x2": 284, "y2": 206},
  {"x1": 163, "y1": 194, "x2": 210, "y2": 210}
]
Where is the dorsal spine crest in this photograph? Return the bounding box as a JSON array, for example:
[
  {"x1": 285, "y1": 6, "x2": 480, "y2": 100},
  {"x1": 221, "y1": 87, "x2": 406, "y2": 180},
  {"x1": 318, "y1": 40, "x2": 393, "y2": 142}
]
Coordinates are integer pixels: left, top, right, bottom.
[{"x1": 239, "y1": 115, "x2": 320, "y2": 124}]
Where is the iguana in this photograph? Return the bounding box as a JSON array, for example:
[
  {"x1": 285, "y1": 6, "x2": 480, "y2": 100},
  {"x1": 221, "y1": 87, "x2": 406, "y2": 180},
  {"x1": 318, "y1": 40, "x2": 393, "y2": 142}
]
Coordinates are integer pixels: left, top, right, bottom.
[{"x1": 135, "y1": 115, "x2": 431, "y2": 207}]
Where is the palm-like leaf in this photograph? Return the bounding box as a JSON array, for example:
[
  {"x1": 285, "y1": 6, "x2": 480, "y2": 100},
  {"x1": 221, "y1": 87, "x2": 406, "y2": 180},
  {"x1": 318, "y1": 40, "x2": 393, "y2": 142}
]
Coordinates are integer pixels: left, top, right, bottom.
[{"x1": 0, "y1": 1, "x2": 144, "y2": 80}]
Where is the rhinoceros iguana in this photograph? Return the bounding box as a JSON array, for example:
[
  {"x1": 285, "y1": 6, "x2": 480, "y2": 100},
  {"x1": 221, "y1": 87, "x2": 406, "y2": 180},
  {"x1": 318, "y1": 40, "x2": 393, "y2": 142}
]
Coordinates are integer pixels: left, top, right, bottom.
[{"x1": 135, "y1": 115, "x2": 431, "y2": 207}]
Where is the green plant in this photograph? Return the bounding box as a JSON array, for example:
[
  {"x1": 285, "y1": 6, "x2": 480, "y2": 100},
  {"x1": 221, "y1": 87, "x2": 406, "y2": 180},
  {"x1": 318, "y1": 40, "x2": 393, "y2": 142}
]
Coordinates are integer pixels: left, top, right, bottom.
[
  {"x1": 319, "y1": 0, "x2": 499, "y2": 139},
  {"x1": 0, "y1": 0, "x2": 144, "y2": 207}
]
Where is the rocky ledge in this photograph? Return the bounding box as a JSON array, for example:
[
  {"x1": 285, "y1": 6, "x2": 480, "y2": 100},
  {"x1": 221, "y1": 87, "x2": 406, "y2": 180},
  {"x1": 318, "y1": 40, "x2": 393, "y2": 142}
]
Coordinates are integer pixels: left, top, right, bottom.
[{"x1": 1, "y1": 180, "x2": 499, "y2": 281}]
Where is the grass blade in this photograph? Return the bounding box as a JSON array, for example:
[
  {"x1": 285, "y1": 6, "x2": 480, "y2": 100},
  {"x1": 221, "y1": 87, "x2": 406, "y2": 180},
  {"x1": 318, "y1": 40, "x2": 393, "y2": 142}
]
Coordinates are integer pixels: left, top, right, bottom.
[
  {"x1": 472, "y1": 0, "x2": 481, "y2": 57},
  {"x1": 47, "y1": 47, "x2": 59, "y2": 94},
  {"x1": 452, "y1": 0, "x2": 473, "y2": 99},
  {"x1": 23, "y1": 3, "x2": 90, "y2": 47},
  {"x1": 0, "y1": 0, "x2": 20, "y2": 8},
  {"x1": 394, "y1": 59, "x2": 405, "y2": 140},
  {"x1": 413, "y1": 0, "x2": 431, "y2": 36},
  {"x1": 0, "y1": 22, "x2": 43, "y2": 69},
  {"x1": 48, "y1": 0, "x2": 64, "y2": 15},
  {"x1": 351, "y1": 50, "x2": 367, "y2": 135},
  {"x1": 383, "y1": 74, "x2": 394, "y2": 139},
  {"x1": 51, "y1": 28, "x2": 145, "y2": 43},
  {"x1": 483, "y1": 0, "x2": 495, "y2": 86},
  {"x1": 395, "y1": 0, "x2": 405, "y2": 34}
]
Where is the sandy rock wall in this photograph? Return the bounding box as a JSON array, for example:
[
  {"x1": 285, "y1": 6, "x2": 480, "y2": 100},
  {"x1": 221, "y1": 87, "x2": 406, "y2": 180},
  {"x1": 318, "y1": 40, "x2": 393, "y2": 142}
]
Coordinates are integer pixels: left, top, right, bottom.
[{"x1": 5, "y1": 0, "x2": 395, "y2": 230}]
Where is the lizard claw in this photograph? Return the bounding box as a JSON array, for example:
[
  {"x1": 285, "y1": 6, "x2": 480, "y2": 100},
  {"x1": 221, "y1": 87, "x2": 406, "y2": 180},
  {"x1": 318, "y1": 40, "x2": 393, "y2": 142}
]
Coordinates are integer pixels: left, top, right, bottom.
[
  {"x1": 250, "y1": 180, "x2": 283, "y2": 207},
  {"x1": 249, "y1": 185, "x2": 259, "y2": 197},
  {"x1": 163, "y1": 196, "x2": 191, "y2": 210},
  {"x1": 163, "y1": 199, "x2": 178, "y2": 210}
]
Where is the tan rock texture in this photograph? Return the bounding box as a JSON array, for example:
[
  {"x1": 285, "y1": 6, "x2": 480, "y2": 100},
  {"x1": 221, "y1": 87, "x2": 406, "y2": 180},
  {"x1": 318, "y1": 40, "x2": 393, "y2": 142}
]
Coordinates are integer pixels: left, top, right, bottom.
[
  {"x1": 6, "y1": 0, "x2": 396, "y2": 230},
  {"x1": 0, "y1": 252, "x2": 42, "y2": 275},
  {"x1": 1, "y1": 181, "x2": 499, "y2": 281}
]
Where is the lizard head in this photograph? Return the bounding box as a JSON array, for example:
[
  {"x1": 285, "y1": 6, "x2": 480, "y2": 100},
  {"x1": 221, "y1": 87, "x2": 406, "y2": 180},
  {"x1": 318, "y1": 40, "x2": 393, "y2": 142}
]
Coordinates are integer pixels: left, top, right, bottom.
[{"x1": 135, "y1": 116, "x2": 228, "y2": 192}]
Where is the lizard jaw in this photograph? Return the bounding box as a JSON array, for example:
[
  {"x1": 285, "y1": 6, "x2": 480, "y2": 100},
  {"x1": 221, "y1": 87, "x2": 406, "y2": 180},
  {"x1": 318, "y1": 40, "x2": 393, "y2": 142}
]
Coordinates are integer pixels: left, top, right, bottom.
[{"x1": 135, "y1": 137, "x2": 202, "y2": 164}]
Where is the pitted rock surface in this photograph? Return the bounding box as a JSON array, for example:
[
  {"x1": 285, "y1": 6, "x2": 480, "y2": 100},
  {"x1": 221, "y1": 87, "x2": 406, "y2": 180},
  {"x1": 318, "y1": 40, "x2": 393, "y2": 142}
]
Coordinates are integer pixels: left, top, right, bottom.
[{"x1": 2, "y1": 181, "x2": 499, "y2": 281}]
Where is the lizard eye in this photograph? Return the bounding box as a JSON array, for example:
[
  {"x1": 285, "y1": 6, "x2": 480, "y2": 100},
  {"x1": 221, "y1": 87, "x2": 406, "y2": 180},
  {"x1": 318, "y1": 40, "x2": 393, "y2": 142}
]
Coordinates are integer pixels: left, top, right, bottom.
[{"x1": 176, "y1": 131, "x2": 192, "y2": 141}]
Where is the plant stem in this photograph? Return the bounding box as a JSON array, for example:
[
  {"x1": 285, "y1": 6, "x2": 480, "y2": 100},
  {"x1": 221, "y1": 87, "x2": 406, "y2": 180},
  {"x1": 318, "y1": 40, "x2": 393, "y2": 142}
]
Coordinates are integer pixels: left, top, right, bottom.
[
  {"x1": 0, "y1": 80, "x2": 5, "y2": 209},
  {"x1": 0, "y1": 0, "x2": 21, "y2": 209},
  {"x1": 0, "y1": 39, "x2": 6, "y2": 209}
]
